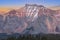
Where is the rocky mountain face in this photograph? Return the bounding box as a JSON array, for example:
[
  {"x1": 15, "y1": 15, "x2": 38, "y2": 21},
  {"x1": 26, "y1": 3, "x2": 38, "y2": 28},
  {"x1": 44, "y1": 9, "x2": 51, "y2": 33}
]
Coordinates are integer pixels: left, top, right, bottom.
[{"x1": 0, "y1": 4, "x2": 60, "y2": 34}]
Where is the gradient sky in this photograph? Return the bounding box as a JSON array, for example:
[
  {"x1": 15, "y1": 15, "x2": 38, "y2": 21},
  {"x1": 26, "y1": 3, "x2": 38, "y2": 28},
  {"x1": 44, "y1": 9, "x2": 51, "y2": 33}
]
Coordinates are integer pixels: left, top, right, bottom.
[
  {"x1": 0, "y1": 0, "x2": 60, "y2": 12},
  {"x1": 0, "y1": 0, "x2": 60, "y2": 7}
]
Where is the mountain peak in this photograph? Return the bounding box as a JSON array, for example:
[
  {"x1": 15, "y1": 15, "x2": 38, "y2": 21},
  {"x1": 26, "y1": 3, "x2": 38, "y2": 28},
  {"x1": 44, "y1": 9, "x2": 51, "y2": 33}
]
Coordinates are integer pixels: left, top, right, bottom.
[{"x1": 25, "y1": 4, "x2": 44, "y2": 7}]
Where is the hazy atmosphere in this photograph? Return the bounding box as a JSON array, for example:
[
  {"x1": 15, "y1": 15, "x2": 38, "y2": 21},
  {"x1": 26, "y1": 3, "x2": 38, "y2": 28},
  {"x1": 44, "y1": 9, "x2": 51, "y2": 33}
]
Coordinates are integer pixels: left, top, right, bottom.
[{"x1": 0, "y1": 0, "x2": 60, "y2": 13}]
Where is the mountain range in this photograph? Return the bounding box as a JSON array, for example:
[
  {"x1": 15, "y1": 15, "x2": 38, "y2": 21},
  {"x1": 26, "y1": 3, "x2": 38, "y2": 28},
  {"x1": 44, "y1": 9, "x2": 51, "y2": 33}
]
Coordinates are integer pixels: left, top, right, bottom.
[{"x1": 0, "y1": 4, "x2": 60, "y2": 34}]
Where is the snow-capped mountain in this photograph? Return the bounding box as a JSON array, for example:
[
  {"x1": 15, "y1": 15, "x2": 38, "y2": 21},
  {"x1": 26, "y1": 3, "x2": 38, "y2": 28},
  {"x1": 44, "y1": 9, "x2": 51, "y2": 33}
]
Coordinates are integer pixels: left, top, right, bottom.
[{"x1": 0, "y1": 4, "x2": 60, "y2": 34}]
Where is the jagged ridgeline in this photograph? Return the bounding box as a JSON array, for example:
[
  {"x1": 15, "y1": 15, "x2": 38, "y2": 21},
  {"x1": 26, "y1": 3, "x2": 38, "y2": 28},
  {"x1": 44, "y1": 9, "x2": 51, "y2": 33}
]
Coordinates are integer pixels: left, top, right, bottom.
[{"x1": 0, "y1": 4, "x2": 59, "y2": 34}]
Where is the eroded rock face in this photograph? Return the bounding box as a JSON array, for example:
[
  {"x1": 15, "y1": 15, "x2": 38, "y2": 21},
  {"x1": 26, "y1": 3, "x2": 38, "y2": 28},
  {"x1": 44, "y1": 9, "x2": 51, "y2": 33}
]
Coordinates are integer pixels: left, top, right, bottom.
[
  {"x1": 55, "y1": 14, "x2": 60, "y2": 32},
  {"x1": 0, "y1": 4, "x2": 60, "y2": 34},
  {"x1": 3, "y1": 10, "x2": 19, "y2": 33},
  {"x1": 23, "y1": 4, "x2": 57, "y2": 34},
  {"x1": 0, "y1": 15, "x2": 4, "y2": 33}
]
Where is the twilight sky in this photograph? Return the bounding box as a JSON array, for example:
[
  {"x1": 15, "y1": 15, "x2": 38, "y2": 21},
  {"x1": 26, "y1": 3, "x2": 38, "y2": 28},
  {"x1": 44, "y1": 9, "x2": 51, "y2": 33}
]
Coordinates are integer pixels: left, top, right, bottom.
[
  {"x1": 0, "y1": 0, "x2": 60, "y2": 7},
  {"x1": 0, "y1": 0, "x2": 60, "y2": 12}
]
